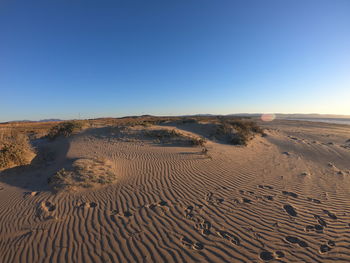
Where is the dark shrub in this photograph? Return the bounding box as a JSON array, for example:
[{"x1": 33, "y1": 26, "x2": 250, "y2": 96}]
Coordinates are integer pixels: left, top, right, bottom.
[{"x1": 48, "y1": 121, "x2": 83, "y2": 139}]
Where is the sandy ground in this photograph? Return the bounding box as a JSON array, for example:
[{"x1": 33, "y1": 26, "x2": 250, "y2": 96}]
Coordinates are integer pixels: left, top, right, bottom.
[{"x1": 1, "y1": 120, "x2": 350, "y2": 262}]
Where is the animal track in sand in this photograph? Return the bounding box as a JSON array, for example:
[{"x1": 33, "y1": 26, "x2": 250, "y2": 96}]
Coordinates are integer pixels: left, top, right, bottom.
[
  {"x1": 216, "y1": 230, "x2": 240, "y2": 245},
  {"x1": 285, "y1": 236, "x2": 309, "y2": 248},
  {"x1": 282, "y1": 191, "x2": 298, "y2": 198},
  {"x1": 283, "y1": 204, "x2": 297, "y2": 217}
]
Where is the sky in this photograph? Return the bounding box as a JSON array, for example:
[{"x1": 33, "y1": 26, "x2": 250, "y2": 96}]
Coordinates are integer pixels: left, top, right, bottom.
[{"x1": 0, "y1": 0, "x2": 349, "y2": 121}]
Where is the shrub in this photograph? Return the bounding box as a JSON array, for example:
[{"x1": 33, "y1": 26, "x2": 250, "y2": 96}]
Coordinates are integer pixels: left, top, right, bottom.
[
  {"x1": 48, "y1": 158, "x2": 116, "y2": 191},
  {"x1": 145, "y1": 129, "x2": 181, "y2": 139},
  {"x1": 0, "y1": 131, "x2": 35, "y2": 169},
  {"x1": 216, "y1": 119, "x2": 264, "y2": 146},
  {"x1": 47, "y1": 121, "x2": 83, "y2": 139},
  {"x1": 190, "y1": 137, "x2": 206, "y2": 146},
  {"x1": 144, "y1": 128, "x2": 206, "y2": 147}
]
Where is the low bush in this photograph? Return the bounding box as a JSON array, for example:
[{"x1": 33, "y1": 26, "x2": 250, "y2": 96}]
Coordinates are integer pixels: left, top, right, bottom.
[
  {"x1": 145, "y1": 129, "x2": 181, "y2": 139},
  {"x1": 216, "y1": 119, "x2": 264, "y2": 146},
  {"x1": 0, "y1": 131, "x2": 35, "y2": 169},
  {"x1": 47, "y1": 121, "x2": 83, "y2": 139},
  {"x1": 48, "y1": 158, "x2": 116, "y2": 191},
  {"x1": 190, "y1": 137, "x2": 206, "y2": 146}
]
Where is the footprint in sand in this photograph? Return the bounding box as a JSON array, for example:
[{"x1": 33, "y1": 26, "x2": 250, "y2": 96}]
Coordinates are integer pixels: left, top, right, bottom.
[
  {"x1": 282, "y1": 191, "x2": 298, "y2": 198},
  {"x1": 242, "y1": 197, "x2": 252, "y2": 204},
  {"x1": 110, "y1": 210, "x2": 118, "y2": 217},
  {"x1": 304, "y1": 225, "x2": 315, "y2": 232},
  {"x1": 184, "y1": 205, "x2": 194, "y2": 219},
  {"x1": 258, "y1": 185, "x2": 274, "y2": 190},
  {"x1": 323, "y1": 209, "x2": 337, "y2": 220},
  {"x1": 327, "y1": 240, "x2": 335, "y2": 247},
  {"x1": 181, "y1": 236, "x2": 204, "y2": 251},
  {"x1": 259, "y1": 251, "x2": 274, "y2": 261},
  {"x1": 42, "y1": 201, "x2": 56, "y2": 212},
  {"x1": 274, "y1": 251, "x2": 285, "y2": 259},
  {"x1": 123, "y1": 211, "x2": 133, "y2": 217},
  {"x1": 314, "y1": 224, "x2": 324, "y2": 233},
  {"x1": 283, "y1": 204, "x2": 297, "y2": 217},
  {"x1": 319, "y1": 244, "x2": 332, "y2": 254},
  {"x1": 37, "y1": 201, "x2": 57, "y2": 220},
  {"x1": 263, "y1": 195, "x2": 274, "y2": 201},
  {"x1": 314, "y1": 215, "x2": 327, "y2": 227},
  {"x1": 259, "y1": 250, "x2": 285, "y2": 261},
  {"x1": 146, "y1": 200, "x2": 169, "y2": 214},
  {"x1": 77, "y1": 202, "x2": 97, "y2": 209},
  {"x1": 217, "y1": 230, "x2": 240, "y2": 245},
  {"x1": 195, "y1": 220, "x2": 212, "y2": 236},
  {"x1": 158, "y1": 200, "x2": 168, "y2": 206},
  {"x1": 307, "y1": 197, "x2": 321, "y2": 204},
  {"x1": 89, "y1": 202, "x2": 97, "y2": 208},
  {"x1": 285, "y1": 236, "x2": 309, "y2": 248}
]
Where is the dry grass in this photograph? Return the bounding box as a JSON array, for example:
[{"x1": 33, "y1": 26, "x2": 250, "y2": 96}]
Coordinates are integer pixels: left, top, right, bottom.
[
  {"x1": 0, "y1": 129, "x2": 35, "y2": 170},
  {"x1": 48, "y1": 158, "x2": 116, "y2": 192}
]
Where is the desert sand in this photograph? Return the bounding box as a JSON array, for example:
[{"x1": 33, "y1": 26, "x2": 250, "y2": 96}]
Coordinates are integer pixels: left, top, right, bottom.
[{"x1": 1, "y1": 119, "x2": 350, "y2": 262}]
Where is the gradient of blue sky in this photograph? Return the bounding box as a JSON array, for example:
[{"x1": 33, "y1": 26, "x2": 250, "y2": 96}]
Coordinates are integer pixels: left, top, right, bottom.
[{"x1": 0, "y1": 0, "x2": 349, "y2": 121}]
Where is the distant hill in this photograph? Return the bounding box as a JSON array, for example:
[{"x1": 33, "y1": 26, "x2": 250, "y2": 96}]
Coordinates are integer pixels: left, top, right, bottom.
[{"x1": 1, "y1": 119, "x2": 62, "y2": 124}]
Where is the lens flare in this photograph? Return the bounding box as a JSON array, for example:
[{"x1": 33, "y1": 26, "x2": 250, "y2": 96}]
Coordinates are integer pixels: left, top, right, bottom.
[{"x1": 261, "y1": 113, "x2": 276, "y2": 122}]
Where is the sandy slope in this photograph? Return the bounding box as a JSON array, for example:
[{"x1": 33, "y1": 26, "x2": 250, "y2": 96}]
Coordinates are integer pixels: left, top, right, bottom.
[{"x1": 1, "y1": 120, "x2": 350, "y2": 262}]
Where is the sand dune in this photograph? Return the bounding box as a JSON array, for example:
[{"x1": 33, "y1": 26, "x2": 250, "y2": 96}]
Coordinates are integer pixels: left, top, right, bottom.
[{"x1": 1, "y1": 120, "x2": 350, "y2": 262}]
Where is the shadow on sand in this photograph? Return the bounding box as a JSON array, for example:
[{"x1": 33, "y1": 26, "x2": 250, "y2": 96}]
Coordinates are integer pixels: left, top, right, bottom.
[{"x1": 0, "y1": 137, "x2": 71, "y2": 192}]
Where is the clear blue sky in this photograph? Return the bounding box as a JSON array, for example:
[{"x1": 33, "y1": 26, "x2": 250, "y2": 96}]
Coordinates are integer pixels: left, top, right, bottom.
[{"x1": 1, "y1": 0, "x2": 349, "y2": 121}]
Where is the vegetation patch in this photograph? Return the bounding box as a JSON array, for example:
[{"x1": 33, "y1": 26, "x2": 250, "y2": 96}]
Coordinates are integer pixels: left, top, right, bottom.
[
  {"x1": 0, "y1": 131, "x2": 35, "y2": 170},
  {"x1": 216, "y1": 119, "x2": 265, "y2": 146},
  {"x1": 47, "y1": 121, "x2": 84, "y2": 139},
  {"x1": 48, "y1": 158, "x2": 116, "y2": 192},
  {"x1": 145, "y1": 128, "x2": 206, "y2": 146}
]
